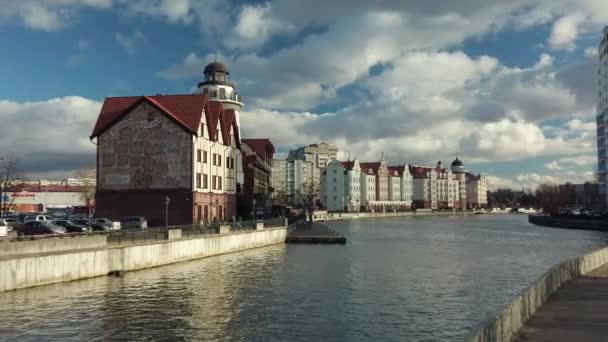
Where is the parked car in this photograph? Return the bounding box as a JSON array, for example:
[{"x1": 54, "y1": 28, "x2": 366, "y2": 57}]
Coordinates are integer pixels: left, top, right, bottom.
[
  {"x1": 0, "y1": 218, "x2": 21, "y2": 231},
  {"x1": 52, "y1": 220, "x2": 90, "y2": 233},
  {"x1": 23, "y1": 215, "x2": 54, "y2": 223},
  {"x1": 92, "y1": 218, "x2": 121, "y2": 231},
  {"x1": 70, "y1": 219, "x2": 107, "y2": 232},
  {"x1": 0, "y1": 222, "x2": 8, "y2": 237},
  {"x1": 119, "y1": 217, "x2": 148, "y2": 229},
  {"x1": 20, "y1": 221, "x2": 67, "y2": 236}
]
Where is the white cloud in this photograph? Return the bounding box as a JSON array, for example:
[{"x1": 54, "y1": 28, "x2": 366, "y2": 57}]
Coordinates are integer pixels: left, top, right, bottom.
[
  {"x1": 545, "y1": 161, "x2": 562, "y2": 170},
  {"x1": 548, "y1": 13, "x2": 585, "y2": 50},
  {"x1": 0, "y1": 0, "x2": 111, "y2": 31},
  {"x1": 115, "y1": 29, "x2": 145, "y2": 53},
  {"x1": 228, "y1": 3, "x2": 295, "y2": 49},
  {"x1": 0, "y1": 96, "x2": 101, "y2": 175}
]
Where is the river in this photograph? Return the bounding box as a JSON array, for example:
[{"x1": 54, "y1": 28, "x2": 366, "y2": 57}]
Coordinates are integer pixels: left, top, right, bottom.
[{"x1": 1, "y1": 215, "x2": 607, "y2": 341}]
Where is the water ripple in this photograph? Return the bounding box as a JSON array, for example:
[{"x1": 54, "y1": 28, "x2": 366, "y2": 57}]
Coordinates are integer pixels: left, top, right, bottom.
[{"x1": 0, "y1": 216, "x2": 606, "y2": 341}]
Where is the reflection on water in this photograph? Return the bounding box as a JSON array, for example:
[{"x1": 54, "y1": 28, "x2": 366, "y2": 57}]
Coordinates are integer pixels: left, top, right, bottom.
[{"x1": 0, "y1": 215, "x2": 607, "y2": 341}]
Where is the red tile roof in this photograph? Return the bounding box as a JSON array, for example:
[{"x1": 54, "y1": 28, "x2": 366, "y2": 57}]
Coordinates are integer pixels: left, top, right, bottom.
[
  {"x1": 91, "y1": 94, "x2": 208, "y2": 138},
  {"x1": 242, "y1": 139, "x2": 275, "y2": 161},
  {"x1": 360, "y1": 162, "x2": 380, "y2": 175},
  {"x1": 340, "y1": 160, "x2": 354, "y2": 170},
  {"x1": 90, "y1": 94, "x2": 240, "y2": 146},
  {"x1": 388, "y1": 165, "x2": 405, "y2": 176}
]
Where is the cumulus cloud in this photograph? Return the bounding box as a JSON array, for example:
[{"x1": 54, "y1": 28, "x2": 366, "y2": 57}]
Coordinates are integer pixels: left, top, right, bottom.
[
  {"x1": 0, "y1": 0, "x2": 111, "y2": 31},
  {"x1": 548, "y1": 13, "x2": 585, "y2": 50},
  {"x1": 545, "y1": 161, "x2": 562, "y2": 170},
  {"x1": 0, "y1": 97, "x2": 101, "y2": 175}
]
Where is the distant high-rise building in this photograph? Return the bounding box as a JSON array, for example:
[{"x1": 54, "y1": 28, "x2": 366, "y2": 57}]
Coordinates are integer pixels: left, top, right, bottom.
[
  {"x1": 287, "y1": 143, "x2": 338, "y2": 201},
  {"x1": 597, "y1": 26, "x2": 608, "y2": 208}
]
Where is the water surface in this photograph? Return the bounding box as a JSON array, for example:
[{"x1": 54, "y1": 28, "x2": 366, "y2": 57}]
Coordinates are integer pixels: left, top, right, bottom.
[{"x1": 1, "y1": 215, "x2": 606, "y2": 341}]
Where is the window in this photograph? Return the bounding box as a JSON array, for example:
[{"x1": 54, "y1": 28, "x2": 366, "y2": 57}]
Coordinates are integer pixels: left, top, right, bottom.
[
  {"x1": 212, "y1": 176, "x2": 217, "y2": 189},
  {"x1": 218, "y1": 177, "x2": 222, "y2": 190},
  {"x1": 197, "y1": 149, "x2": 202, "y2": 162},
  {"x1": 226, "y1": 156, "x2": 230, "y2": 168},
  {"x1": 196, "y1": 173, "x2": 202, "y2": 188},
  {"x1": 203, "y1": 151, "x2": 207, "y2": 163},
  {"x1": 203, "y1": 174, "x2": 208, "y2": 189},
  {"x1": 218, "y1": 155, "x2": 222, "y2": 166},
  {"x1": 219, "y1": 88, "x2": 226, "y2": 99}
]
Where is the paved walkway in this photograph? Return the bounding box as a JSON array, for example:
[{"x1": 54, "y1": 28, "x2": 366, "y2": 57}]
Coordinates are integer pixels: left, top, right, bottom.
[{"x1": 512, "y1": 264, "x2": 608, "y2": 341}]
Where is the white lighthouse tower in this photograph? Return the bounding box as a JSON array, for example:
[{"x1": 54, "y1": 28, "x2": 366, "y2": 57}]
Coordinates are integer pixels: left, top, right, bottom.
[{"x1": 195, "y1": 60, "x2": 243, "y2": 134}]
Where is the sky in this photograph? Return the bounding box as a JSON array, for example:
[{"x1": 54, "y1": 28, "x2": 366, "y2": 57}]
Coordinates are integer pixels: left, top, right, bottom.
[{"x1": 0, "y1": 0, "x2": 606, "y2": 190}]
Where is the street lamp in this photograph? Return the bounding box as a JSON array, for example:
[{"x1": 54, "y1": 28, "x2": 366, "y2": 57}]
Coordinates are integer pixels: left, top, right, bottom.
[
  {"x1": 252, "y1": 198, "x2": 257, "y2": 221},
  {"x1": 215, "y1": 197, "x2": 219, "y2": 221},
  {"x1": 164, "y1": 196, "x2": 170, "y2": 229}
]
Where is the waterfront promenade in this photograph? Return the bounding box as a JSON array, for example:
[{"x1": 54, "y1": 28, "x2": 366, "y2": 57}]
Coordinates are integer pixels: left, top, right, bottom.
[{"x1": 512, "y1": 264, "x2": 608, "y2": 341}]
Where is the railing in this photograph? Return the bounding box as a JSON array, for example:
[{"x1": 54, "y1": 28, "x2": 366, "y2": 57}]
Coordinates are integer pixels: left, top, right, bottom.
[{"x1": 107, "y1": 218, "x2": 286, "y2": 245}]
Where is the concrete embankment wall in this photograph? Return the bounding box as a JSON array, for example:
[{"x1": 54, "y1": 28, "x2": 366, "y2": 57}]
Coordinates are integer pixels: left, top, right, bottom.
[
  {"x1": 315, "y1": 210, "x2": 480, "y2": 221},
  {"x1": 469, "y1": 247, "x2": 608, "y2": 342},
  {"x1": 0, "y1": 234, "x2": 107, "y2": 257},
  {"x1": 0, "y1": 228, "x2": 287, "y2": 292},
  {"x1": 529, "y1": 215, "x2": 608, "y2": 231}
]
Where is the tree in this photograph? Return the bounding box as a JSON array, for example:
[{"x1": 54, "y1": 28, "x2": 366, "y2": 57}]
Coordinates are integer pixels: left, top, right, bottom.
[
  {"x1": 535, "y1": 183, "x2": 565, "y2": 214},
  {"x1": 0, "y1": 156, "x2": 22, "y2": 217},
  {"x1": 297, "y1": 181, "x2": 319, "y2": 223},
  {"x1": 74, "y1": 168, "x2": 96, "y2": 217}
]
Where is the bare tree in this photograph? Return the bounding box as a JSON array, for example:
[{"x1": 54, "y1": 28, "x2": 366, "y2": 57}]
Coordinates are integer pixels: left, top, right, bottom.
[
  {"x1": 535, "y1": 183, "x2": 565, "y2": 214},
  {"x1": 297, "y1": 181, "x2": 319, "y2": 222},
  {"x1": 0, "y1": 156, "x2": 22, "y2": 217},
  {"x1": 74, "y1": 168, "x2": 96, "y2": 218}
]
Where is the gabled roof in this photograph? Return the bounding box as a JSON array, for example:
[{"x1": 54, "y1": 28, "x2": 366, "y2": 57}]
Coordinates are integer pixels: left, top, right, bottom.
[
  {"x1": 242, "y1": 139, "x2": 275, "y2": 161},
  {"x1": 90, "y1": 94, "x2": 208, "y2": 138},
  {"x1": 340, "y1": 160, "x2": 354, "y2": 170},
  {"x1": 388, "y1": 165, "x2": 405, "y2": 176},
  {"x1": 360, "y1": 162, "x2": 380, "y2": 175}
]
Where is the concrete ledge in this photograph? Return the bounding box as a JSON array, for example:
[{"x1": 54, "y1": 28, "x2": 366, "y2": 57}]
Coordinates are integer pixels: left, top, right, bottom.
[
  {"x1": 256, "y1": 222, "x2": 264, "y2": 230},
  {"x1": 468, "y1": 247, "x2": 608, "y2": 342},
  {"x1": 165, "y1": 229, "x2": 182, "y2": 240},
  {"x1": 0, "y1": 234, "x2": 108, "y2": 258},
  {"x1": 0, "y1": 227, "x2": 287, "y2": 292}
]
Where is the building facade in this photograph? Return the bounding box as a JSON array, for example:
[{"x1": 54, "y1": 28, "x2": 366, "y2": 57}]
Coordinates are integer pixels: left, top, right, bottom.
[
  {"x1": 3, "y1": 184, "x2": 87, "y2": 214},
  {"x1": 287, "y1": 143, "x2": 338, "y2": 200},
  {"x1": 466, "y1": 173, "x2": 488, "y2": 208},
  {"x1": 597, "y1": 26, "x2": 608, "y2": 208},
  {"x1": 92, "y1": 61, "x2": 243, "y2": 225},
  {"x1": 241, "y1": 139, "x2": 275, "y2": 216},
  {"x1": 321, "y1": 159, "x2": 362, "y2": 212},
  {"x1": 322, "y1": 156, "x2": 412, "y2": 212},
  {"x1": 286, "y1": 159, "x2": 312, "y2": 203},
  {"x1": 411, "y1": 161, "x2": 461, "y2": 210}
]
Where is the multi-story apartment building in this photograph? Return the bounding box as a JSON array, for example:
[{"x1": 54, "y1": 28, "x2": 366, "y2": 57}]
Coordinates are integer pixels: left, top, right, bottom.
[
  {"x1": 388, "y1": 164, "x2": 413, "y2": 207},
  {"x1": 322, "y1": 156, "x2": 412, "y2": 212},
  {"x1": 597, "y1": 26, "x2": 608, "y2": 208},
  {"x1": 241, "y1": 139, "x2": 275, "y2": 215},
  {"x1": 321, "y1": 159, "x2": 362, "y2": 211},
  {"x1": 271, "y1": 158, "x2": 287, "y2": 199},
  {"x1": 91, "y1": 61, "x2": 243, "y2": 225},
  {"x1": 286, "y1": 159, "x2": 312, "y2": 203},
  {"x1": 287, "y1": 143, "x2": 338, "y2": 197},
  {"x1": 411, "y1": 161, "x2": 461, "y2": 210},
  {"x1": 466, "y1": 173, "x2": 488, "y2": 208}
]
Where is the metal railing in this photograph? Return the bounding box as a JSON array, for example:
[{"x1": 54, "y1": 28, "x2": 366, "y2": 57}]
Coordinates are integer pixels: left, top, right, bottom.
[{"x1": 106, "y1": 218, "x2": 286, "y2": 245}]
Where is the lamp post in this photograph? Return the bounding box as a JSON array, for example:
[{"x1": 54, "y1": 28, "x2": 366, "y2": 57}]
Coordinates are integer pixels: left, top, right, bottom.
[
  {"x1": 252, "y1": 198, "x2": 257, "y2": 221},
  {"x1": 215, "y1": 197, "x2": 219, "y2": 222},
  {"x1": 164, "y1": 196, "x2": 170, "y2": 229}
]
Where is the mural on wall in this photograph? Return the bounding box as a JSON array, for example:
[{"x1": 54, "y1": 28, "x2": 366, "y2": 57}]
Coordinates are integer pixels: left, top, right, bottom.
[{"x1": 98, "y1": 102, "x2": 192, "y2": 190}]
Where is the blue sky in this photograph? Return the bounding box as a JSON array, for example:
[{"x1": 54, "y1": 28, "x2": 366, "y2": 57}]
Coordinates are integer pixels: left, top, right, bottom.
[{"x1": 0, "y1": 0, "x2": 605, "y2": 189}]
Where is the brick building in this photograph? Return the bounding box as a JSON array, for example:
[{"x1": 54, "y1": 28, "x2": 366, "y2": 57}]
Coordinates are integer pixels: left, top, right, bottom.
[{"x1": 91, "y1": 61, "x2": 244, "y2": 226}]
